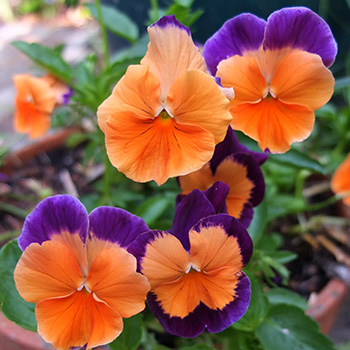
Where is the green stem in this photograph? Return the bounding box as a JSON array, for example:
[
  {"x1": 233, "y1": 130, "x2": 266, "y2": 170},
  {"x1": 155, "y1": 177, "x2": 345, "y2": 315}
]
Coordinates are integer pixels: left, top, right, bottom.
[
  {"x1": 151, "y1": 0, "x2": 159, "y2": 20},
  {"x1": 95, "y1": 0, "x2": 110, "y2": 68},
  {"x1": 0, "y1": 202, "x2": 28, "y2": 219},
  {"x1": 296, "y1": 195, "x2": 339, "y2": 214},
  {"x1": 102, "y1": 150, "x2": 112, "y2": 205}
]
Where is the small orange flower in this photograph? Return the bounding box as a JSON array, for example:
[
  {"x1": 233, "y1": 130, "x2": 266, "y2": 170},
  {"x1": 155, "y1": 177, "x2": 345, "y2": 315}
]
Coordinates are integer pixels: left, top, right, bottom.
[
  {"x1": 97, "y1": 16, "x2": 232, "y2": 185},
  {"x1": 331, "y1": 154, "x2": 350, "y2": 207},
  {"x1": 13, "y1": 74, "x2": 71, "y2": 139}
]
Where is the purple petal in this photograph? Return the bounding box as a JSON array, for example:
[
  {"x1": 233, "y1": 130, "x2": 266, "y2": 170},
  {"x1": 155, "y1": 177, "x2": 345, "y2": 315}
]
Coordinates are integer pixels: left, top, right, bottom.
[
  {"x1": 18, "y1": 195, "x2": 88, "y2": 251},
  {"x1": 203, "y1": 181, "x2": 229, "y2": 214},
  {"x1": 170, "y1": 190, "x2": 216, "y2": 250},
  {"x1": 238, "y1": 202, "x2": 254, "y2": 229},
  {"x1": 150, "y1": 15, "x2": 191, "y2": 36},
  {"x1": 264, "y1": 7, "x2": 337, "y2": 67},
  {"x1": 61, "y1": 87, "x2": 74, "y2": 105},
  {"x1": 191, "y1": 214, "x2": 253, "y2": 266},
  {"x1": 127, "y1": 230, "x2": 166, "y2": 272},
  {"x1": 211, "y1": 126, "x2": 268, "y2": 173},
  {"x1": 203, "y1": 13, "x2": 266, "y2": 75},
  {"x1": 88, "y1": 207, "x2": 149, "y2": 248},
  {"x1": 147, "y1": 273, "x2": 251, "y2": 337}
]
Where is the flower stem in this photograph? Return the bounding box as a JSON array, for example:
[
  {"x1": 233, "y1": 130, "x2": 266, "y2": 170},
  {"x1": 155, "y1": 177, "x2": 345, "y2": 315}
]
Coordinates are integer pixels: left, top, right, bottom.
[
  {"x1": 94, "y1": 0, "x2": 110, "y2": 68},
  {"x1": 102, "y1": 149, "x2": 112, "y2": 205}
]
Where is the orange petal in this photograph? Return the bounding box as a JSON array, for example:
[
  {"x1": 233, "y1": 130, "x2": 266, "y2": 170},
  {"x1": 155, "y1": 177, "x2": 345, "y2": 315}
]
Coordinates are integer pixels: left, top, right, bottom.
[
  {"x1": 141, "y1": 233, "x2": 190, "y2": 288},
  {"x1": 217, "y1": 55, "x2": 267, "y2": 104},
  {"x1": 86, "y1": 244, "x2": 150, "y2": 318},
  {"x1": 178, "y1": 163, "x2": 214, "y2": 194},
  {"x1": 331, "y1": 154, "x2": 350, "y2": 207},
  {"x1": 141, "y1": 21, "x2": 207, "y2": 100},
  {"x1": 166, "y1": 69, "x2": 232, "y2": 144},
  {"x1": 271, "y1": 50, "x2": 335, "y2": 110},
  {"x1": 14, "y1": 240, "x2": 84, "y2": 303},
  {"x1": 214, "y1": 158, "x2": 254, "y2": 218},
  {"x1": 36, "y1": 290, "x2": 123, "y2": 350},
  {"x1": 97, "y1": 65, "x2": 162, "y2": 133},
  {"x1": 230, "y1": 98, "x2": 315, "y2": 153},
  {"x1": 105, "y1": 110, "x2": 215, "y2": 185}
]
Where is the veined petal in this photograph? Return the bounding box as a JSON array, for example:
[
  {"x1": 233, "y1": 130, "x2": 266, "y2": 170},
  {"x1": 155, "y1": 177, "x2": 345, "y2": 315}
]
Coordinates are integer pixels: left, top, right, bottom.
[
  {"x1": 87, "y1": 206, "x2": 149, "y2": 265},
  {"x1": 14, "y1": 240, "x2": 84, "y2": 303},
  {"x1": 203, "y1": 13, "x2": 266, "y2": 75},
  {"x1": 230, "y1": 98, "x2": 315, "y2": 153},
  {"x1": 167, "y1": 69, "x2": 232, "y2": 144},
  {"x1": 141, "y1": 15, "x2": 207, "y2": 100},
  {"x1": 18, "y1": 195, "x2": 88, "y2": 250},
  {"x1": 264, "y1": 7, "x2": 337, "y2": 68},
  {"x1": 271, "y1": 50, "x2": 335, "y2": 111},
  {"x1": 179, "y1": 163, "x2": 214, "y2": 193},
  {"x1": 331, "y1": 154, "x2": 350, "y2": 207},
  {"x1": 217, "y1": 55, "x2": 267, "y2": 104},
  {"x1": 36, "y1": 291, "x2": 123, "y2": 350},
  {"x1": 105, "y1": 110, "x2": 215, "y2": 185},
  {"x1": 97, "y1": 65, "x2": 162, "y2": 133},
  {"x1": 86, "y1": 245, "x2": 150, "y2": 318},
  {"x1": 137, "y1": 231, "x2": 190, "y2": 287}
]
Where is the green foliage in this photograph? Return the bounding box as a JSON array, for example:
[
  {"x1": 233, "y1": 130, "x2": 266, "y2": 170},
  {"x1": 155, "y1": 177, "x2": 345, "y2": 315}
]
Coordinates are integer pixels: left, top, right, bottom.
[
  {"x1": 0, "y1": 240, "x2": 37, "y2": 332},
  {"x1": 12, "y1": 41, "x2": 72, "y2": 84},
  {"x1": 255, "y1": 305, "x2": 335, "y2": 350},
  {"x1": 109, "y1": 314, "x2": 143, "y2": 350},
  {"x1": 266, "y1": 288, "x2": 308, "y2": 311},
  {"x1": 86, "y1": 3, "x2": 139, "y2": 43}
]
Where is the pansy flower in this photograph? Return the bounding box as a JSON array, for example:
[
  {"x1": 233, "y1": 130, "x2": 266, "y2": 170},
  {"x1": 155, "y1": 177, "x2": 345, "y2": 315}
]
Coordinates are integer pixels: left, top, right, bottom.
[
  {"x1": 203, "y1": 7, "x2": 337, "y2": 153},
  {"x1": 13, "y1": 74, "x2": 72, "y2": 139},
  {"x1": 14, "y1": 195, "x2": 150, "y2": 350},
  {"x1": 97, "y1": 15, "x2": 232, "y2": 186},
  {"x1": 178, "y1": 127, "x2": 266, "y2": 228},
  {"x1": 128, "y1": 190, "x2": 252, "y2": 337},
  {"x1": 331, "y1": 154, "x2": 350, "y2": 207}
]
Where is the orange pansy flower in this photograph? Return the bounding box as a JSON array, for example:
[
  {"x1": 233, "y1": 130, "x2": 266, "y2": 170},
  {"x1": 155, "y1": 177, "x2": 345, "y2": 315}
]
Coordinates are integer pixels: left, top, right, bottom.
[
  {"x1": 97, "y1": 15, "x2": 232, "y2": 185},
  {"x1": 331, "y1": 154, "x2": 350, "y2": 207}
]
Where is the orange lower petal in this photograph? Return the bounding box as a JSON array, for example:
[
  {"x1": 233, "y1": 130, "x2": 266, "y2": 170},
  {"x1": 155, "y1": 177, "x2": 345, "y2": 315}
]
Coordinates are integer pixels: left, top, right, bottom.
[
  {"x1": 331, "y1": 154, "x2": 350, "y2": 207},
  {"x1": 86, "y1": 245, "x2": 150, "y2": 318},
  {"x1": 36, "y1": 290, "x2": 123, "y2": 350},
  {"x1": 105, "y1": 112, "x2": 215, "y2": 185},
  {"x1": 230, "y1": 98, "x2": 315, "y2": 153},
  {"x1": 178, "y1": 163, "x2": 214, "y2": 194},
  {"x1": 166, "y1": 70, "x2": 232, "y2": 144},
  {"x1": 14, "y1": 240, "x2": 84, "y2": 303},
  {"x1": 271, "y1": 50, "x2": 335, "y2": 111}
]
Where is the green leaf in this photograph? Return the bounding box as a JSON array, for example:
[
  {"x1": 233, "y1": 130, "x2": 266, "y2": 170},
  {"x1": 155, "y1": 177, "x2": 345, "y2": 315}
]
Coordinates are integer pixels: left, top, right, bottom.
[
  {"x1": 135, "y1": 195, "x2": 171, "y2": 226},
  {"x1": 268, "y1": 149, "x2": 326, "y2": 175},
  {"x1": 265, "y1": 251, "x2": 297, "y2": 264},
  {"x1": 109, "y1": 314, "x2": 142, "y2": 350},
  {"x1": 12, "y1": 41, "x2": 72, "y2": 84},
  {"x1": 233, "y1": 274, "x2": 268, "y2": 332},
  {"x1": 255, "y1": 305, "x2": 335, "y2": 350},
  {"x1": 87, "y1": 4, "x2": 139, "y2": 43},
  {"x1": 180, "y1": 345, "x2": 215, "y2": 350},
  {"x1": 224, "y1": 329, "x2": 263, "y2": 350},
  {"x1": 248, "y1": 199, "x2": 268, "y2": 243},
  {"x1": 266, "y1": 288, "x2": 308, "y2": 311},
  {"x1": 0, "y1": 240, "x2": 37, "y2": 332}
]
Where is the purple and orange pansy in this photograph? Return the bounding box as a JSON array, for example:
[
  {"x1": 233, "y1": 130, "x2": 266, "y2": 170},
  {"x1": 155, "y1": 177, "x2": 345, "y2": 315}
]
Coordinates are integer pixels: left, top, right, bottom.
[
  {"x1": 97, "y1": 15, "x2": 232, "y2": 186},
  {"x1": 203, "y1": 7, "x2": 337, "y2": 153},
  {"x1": 14, "y1": 195, "x2": 150, "y2": 350},
  {"x1": 13, "y1": 74, "x2": 72, "y2": 139},
  {"x1": 178, "y1": 127, "x2": 266, "y2": 228},
  {"x1": 128, "y1": 190, "x2": 252, "y2": 337}
]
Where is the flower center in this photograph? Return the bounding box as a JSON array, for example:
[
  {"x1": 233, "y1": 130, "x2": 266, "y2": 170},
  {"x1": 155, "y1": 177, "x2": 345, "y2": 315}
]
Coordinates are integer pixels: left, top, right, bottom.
[
  {"x1": 77, "y1": 282, "x2": 92, "y2": 293},
  {"x1": 263, "y1": 87, "x2": 276, "y2": 99},
  {"x1": 185, "y1": 263, "x2": 201, "y2": 274}
]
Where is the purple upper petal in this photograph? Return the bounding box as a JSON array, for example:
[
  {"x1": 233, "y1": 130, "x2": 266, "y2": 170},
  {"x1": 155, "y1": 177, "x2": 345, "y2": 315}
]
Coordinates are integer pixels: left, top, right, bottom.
[
  {"x1": 18, "y1": 195, "x2": 88, "y2": 251},
  {"x1": 192, "y1": 214, "x2": 253, "y2": 266},
  {"x1": 203, "y1": 13, "x2": 266, "y2": 75},
  {"x1": 147, "y1": 272, "x2": 251, "y2": 337},
  {"x1": 150, "y1": 15, "x2": 191, "y2": 36},
  {"x1": 263, "y1": 7, "x2": 337, "y2": 67},
  {"x1": 203, "y1": 181, "x2": 229, "y2": 214},
  {"x1": 211, "y1": 127, "x2": 268, "y2": 173},
  {"x1": 170, "y1": 190, "x2": 216, "y2": 250},
  {"x1": 88, "y1": 207, "x2": 149, "y2": 248}
]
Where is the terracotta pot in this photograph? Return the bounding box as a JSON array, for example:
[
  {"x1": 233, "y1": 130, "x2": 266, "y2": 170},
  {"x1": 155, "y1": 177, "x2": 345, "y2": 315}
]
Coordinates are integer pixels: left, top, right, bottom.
[{"x1": 307, "y1": 278, "x2": 349, "y2": 334}]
